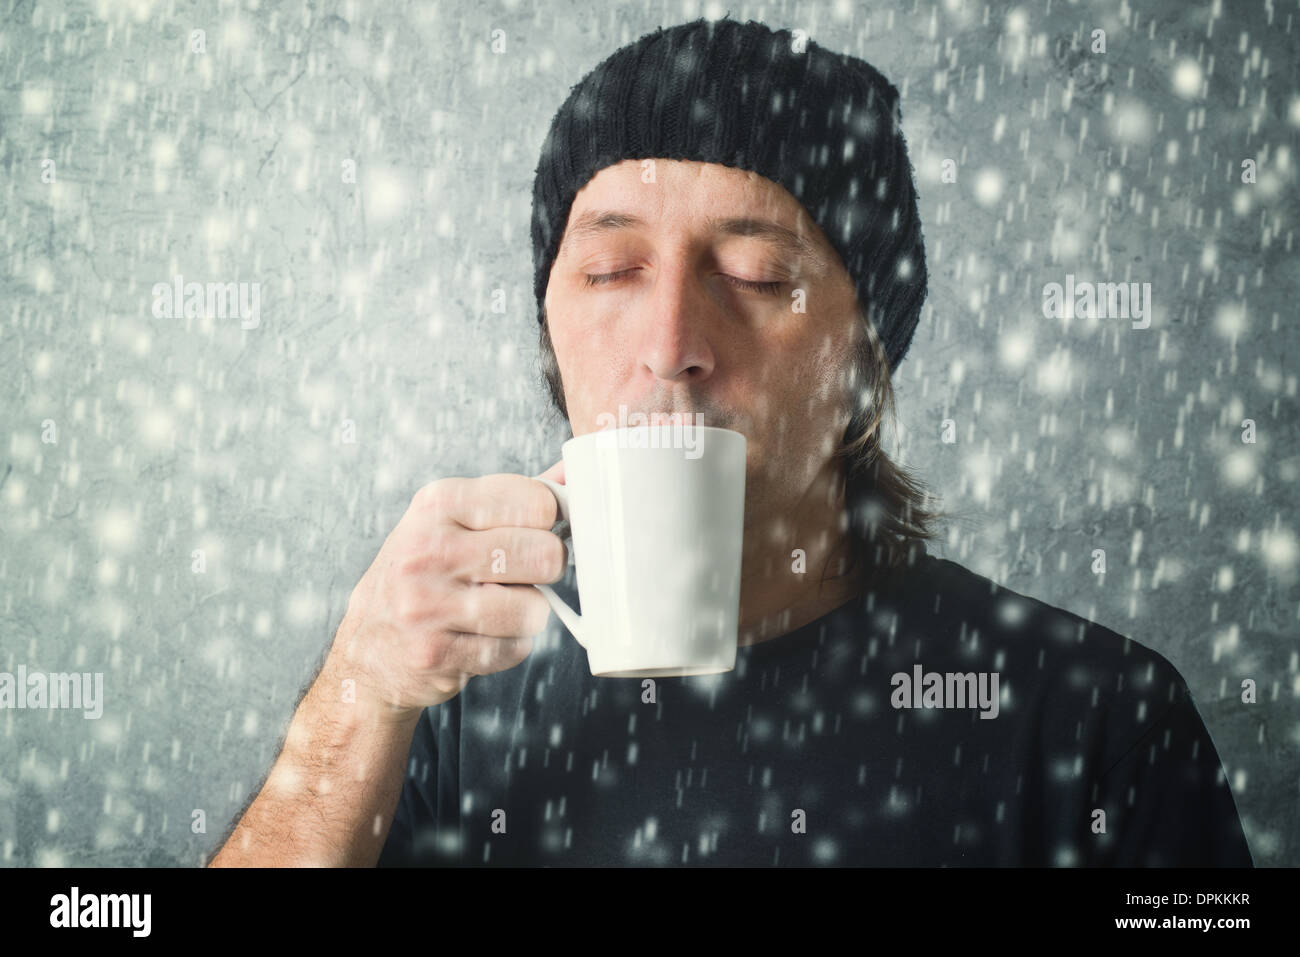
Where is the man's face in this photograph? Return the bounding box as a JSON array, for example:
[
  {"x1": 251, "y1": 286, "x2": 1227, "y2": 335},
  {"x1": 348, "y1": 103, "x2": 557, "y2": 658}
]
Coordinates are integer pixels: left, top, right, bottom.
[{"x1": 543, "y1": 158, "x2": 864, "y2": 527}]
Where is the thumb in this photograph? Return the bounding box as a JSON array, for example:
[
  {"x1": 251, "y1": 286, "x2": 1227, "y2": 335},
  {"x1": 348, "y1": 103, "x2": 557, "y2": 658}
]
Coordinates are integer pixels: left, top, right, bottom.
[{"x1": 534, "y1": 459, "x2": 565, "y2": 485}]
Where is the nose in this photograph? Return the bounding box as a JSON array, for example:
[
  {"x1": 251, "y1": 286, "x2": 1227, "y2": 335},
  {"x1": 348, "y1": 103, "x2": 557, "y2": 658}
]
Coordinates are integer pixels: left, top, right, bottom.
[{"x1": 635, "y1": 259, "x2": 717, "y2": 386}]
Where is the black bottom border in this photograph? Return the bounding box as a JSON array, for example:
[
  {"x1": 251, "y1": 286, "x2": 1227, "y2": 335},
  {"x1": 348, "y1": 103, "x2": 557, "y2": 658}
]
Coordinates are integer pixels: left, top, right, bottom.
[{"x1": 7, "y1": 865, "x2": 1276, "y2": 941}]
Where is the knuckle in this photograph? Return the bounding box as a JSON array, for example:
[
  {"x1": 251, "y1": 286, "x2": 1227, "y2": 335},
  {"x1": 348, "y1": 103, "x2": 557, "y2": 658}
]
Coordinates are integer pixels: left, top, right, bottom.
[
  {"x1": 429, "y1": 671, "x2": 467, "y2": 698},
  {"x1": 457, "y1": 582, "x2": 482, "y2": 619},
  {"x1": 415, "y1": 477, "x2": 456, "y2": 513},
  {"x1": 392, "y1": 589, "x2": 421, "y2": 626},
  {"x1": 427, "y1": 586, "x2": 460, "y2": 628},
  {"x1": 470, "y1": 640, "x2": 499, "y2": 674},
  {"x1": 460, "y1": 585, "x2": 496, "y2": 634},
  {"x1": 413, "y1": 481, "x2": 440, "y2": 510},
  {"x1": 428, "y1": 528, "x2": 462, "y2": 572},
  {"x1": 393, "y1": 550, "x2": 428, "y2": 580},
  {"x1": 412, "y1": 632, "x2": 455, "y2": 674}
]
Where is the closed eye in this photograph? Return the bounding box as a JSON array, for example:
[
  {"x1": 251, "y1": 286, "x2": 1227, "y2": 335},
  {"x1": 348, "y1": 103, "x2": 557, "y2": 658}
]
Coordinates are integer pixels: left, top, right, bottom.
[
  {"x1": 582, "y1": 269, "x2": 784, "y2": 296},
  {"x1": 723, "y1": 276, "x2": 784, "y2": 295},
  {"x1": 582, "y1": 268, "x2": 638, "y2": 287}
]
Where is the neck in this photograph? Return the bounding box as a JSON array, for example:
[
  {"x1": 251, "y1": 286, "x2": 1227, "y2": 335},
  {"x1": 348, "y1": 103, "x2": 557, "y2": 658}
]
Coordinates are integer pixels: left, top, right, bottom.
[{"x1": 736, "y1": 460, "x2": 866, "y2": 648}]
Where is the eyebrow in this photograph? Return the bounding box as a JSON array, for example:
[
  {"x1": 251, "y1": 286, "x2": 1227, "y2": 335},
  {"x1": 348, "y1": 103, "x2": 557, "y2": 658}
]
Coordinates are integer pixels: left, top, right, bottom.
[{"x1": 562, "y1": 209, "x2": 829, "y2": 273}]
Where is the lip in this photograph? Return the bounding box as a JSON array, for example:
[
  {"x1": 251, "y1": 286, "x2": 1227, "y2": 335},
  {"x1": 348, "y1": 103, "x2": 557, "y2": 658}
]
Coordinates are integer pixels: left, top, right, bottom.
[{"x1": 567, "y1": 422, "x2": 745, "y2": 440}]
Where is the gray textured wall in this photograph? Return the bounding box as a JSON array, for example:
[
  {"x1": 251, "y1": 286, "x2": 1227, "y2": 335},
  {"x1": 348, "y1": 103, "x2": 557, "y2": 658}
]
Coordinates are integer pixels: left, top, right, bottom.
[{"x1": 1, "y1": 0, "x2": 1295, "y2": 867}]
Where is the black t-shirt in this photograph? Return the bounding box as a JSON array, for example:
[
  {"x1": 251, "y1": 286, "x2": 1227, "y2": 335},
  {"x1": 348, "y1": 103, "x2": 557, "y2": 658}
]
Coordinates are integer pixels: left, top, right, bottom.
[{"x1": 377, "y1": 547, "x2": 1252, "y2": 867}]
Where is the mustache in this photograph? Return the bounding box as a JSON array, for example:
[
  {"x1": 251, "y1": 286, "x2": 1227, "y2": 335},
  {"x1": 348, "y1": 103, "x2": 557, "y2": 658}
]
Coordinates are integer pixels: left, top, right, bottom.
[{"x1": 608, "y1": 390, "x2": 748, "y2": 434}]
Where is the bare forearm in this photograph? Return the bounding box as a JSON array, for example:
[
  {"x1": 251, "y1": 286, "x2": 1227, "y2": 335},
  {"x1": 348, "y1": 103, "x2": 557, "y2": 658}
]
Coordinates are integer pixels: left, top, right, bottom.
[{"x1": 208, "y1": 655, "x2": 421, "y2": 867}]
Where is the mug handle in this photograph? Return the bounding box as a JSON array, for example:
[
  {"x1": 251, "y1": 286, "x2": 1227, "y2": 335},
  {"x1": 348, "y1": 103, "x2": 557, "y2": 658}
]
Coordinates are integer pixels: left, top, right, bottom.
[{"x1": 533, "y1": 477, "x2": 586, "y2": 649}]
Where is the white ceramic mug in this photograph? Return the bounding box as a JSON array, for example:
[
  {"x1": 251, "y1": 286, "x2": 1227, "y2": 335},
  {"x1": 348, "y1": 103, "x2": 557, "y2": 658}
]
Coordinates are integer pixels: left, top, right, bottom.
[{"x1": 534, "y1": 424, "x2": 747, "y2": 677}]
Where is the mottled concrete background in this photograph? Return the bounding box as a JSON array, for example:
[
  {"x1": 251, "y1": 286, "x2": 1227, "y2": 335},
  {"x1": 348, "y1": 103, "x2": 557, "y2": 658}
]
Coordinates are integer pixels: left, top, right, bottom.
[{"x1": 1, "y1": 0, "x2": 1296, "y2": 867}]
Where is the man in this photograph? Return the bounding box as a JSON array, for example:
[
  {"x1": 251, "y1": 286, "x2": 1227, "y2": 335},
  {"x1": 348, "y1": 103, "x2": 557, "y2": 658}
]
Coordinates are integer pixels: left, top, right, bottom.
[{"x1": 209, "y1": 17, "x2": 1252, "y2": 867}]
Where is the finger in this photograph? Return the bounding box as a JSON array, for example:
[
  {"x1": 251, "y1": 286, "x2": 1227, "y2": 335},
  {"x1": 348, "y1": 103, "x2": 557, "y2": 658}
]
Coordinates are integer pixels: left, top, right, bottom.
[
  {"x1": 460, "y1": 527, "x2": 568, "y2": 585},
  {"x1": 535, "y1": 459, "x2": 565, "y2": 485},
  {"x1": 427, "y1": 474, "x2": 558, "y2": 531},
  {"x1": 437, "y1": 632, "x2": 536, "y2": 680},
  {"x1": 444, "y1": 582, "x2": 553, "y2": 639}
]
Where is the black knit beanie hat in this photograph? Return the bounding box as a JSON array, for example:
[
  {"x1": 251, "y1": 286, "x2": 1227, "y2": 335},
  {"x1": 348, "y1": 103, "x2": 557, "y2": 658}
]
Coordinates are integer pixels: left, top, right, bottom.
[{"x1": 530, "y1": 15, "x2": 928, "y2": 373}]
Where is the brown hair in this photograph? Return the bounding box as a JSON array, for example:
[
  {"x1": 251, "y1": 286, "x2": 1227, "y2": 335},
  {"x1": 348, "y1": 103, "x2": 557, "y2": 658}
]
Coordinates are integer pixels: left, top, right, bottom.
[
  {"x1": 832, "y1": 303, "x2": 946, "y2": 584},
  {"x1": 536, "y1": 303, "x2": 946, "y2": 588}
]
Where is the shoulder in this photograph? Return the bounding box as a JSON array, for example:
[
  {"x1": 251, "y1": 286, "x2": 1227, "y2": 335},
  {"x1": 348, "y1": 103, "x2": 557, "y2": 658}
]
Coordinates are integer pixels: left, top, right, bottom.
[
  {"x1": 898, "y1": 554, "x2": 1198, "y2": 739},
  {"x1": 891, "y1": 555, "x2": 1249, "y2": 866}
]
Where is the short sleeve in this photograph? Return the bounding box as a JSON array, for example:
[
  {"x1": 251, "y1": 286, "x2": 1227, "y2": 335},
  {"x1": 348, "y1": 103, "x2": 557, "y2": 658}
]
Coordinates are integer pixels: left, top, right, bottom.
[
  {"x1": 376, "y1": 705, "x2": 442, "y2": 867},
  {"x1": 1085, "y1": 692, "x2": 1253, "y2": 867}
]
